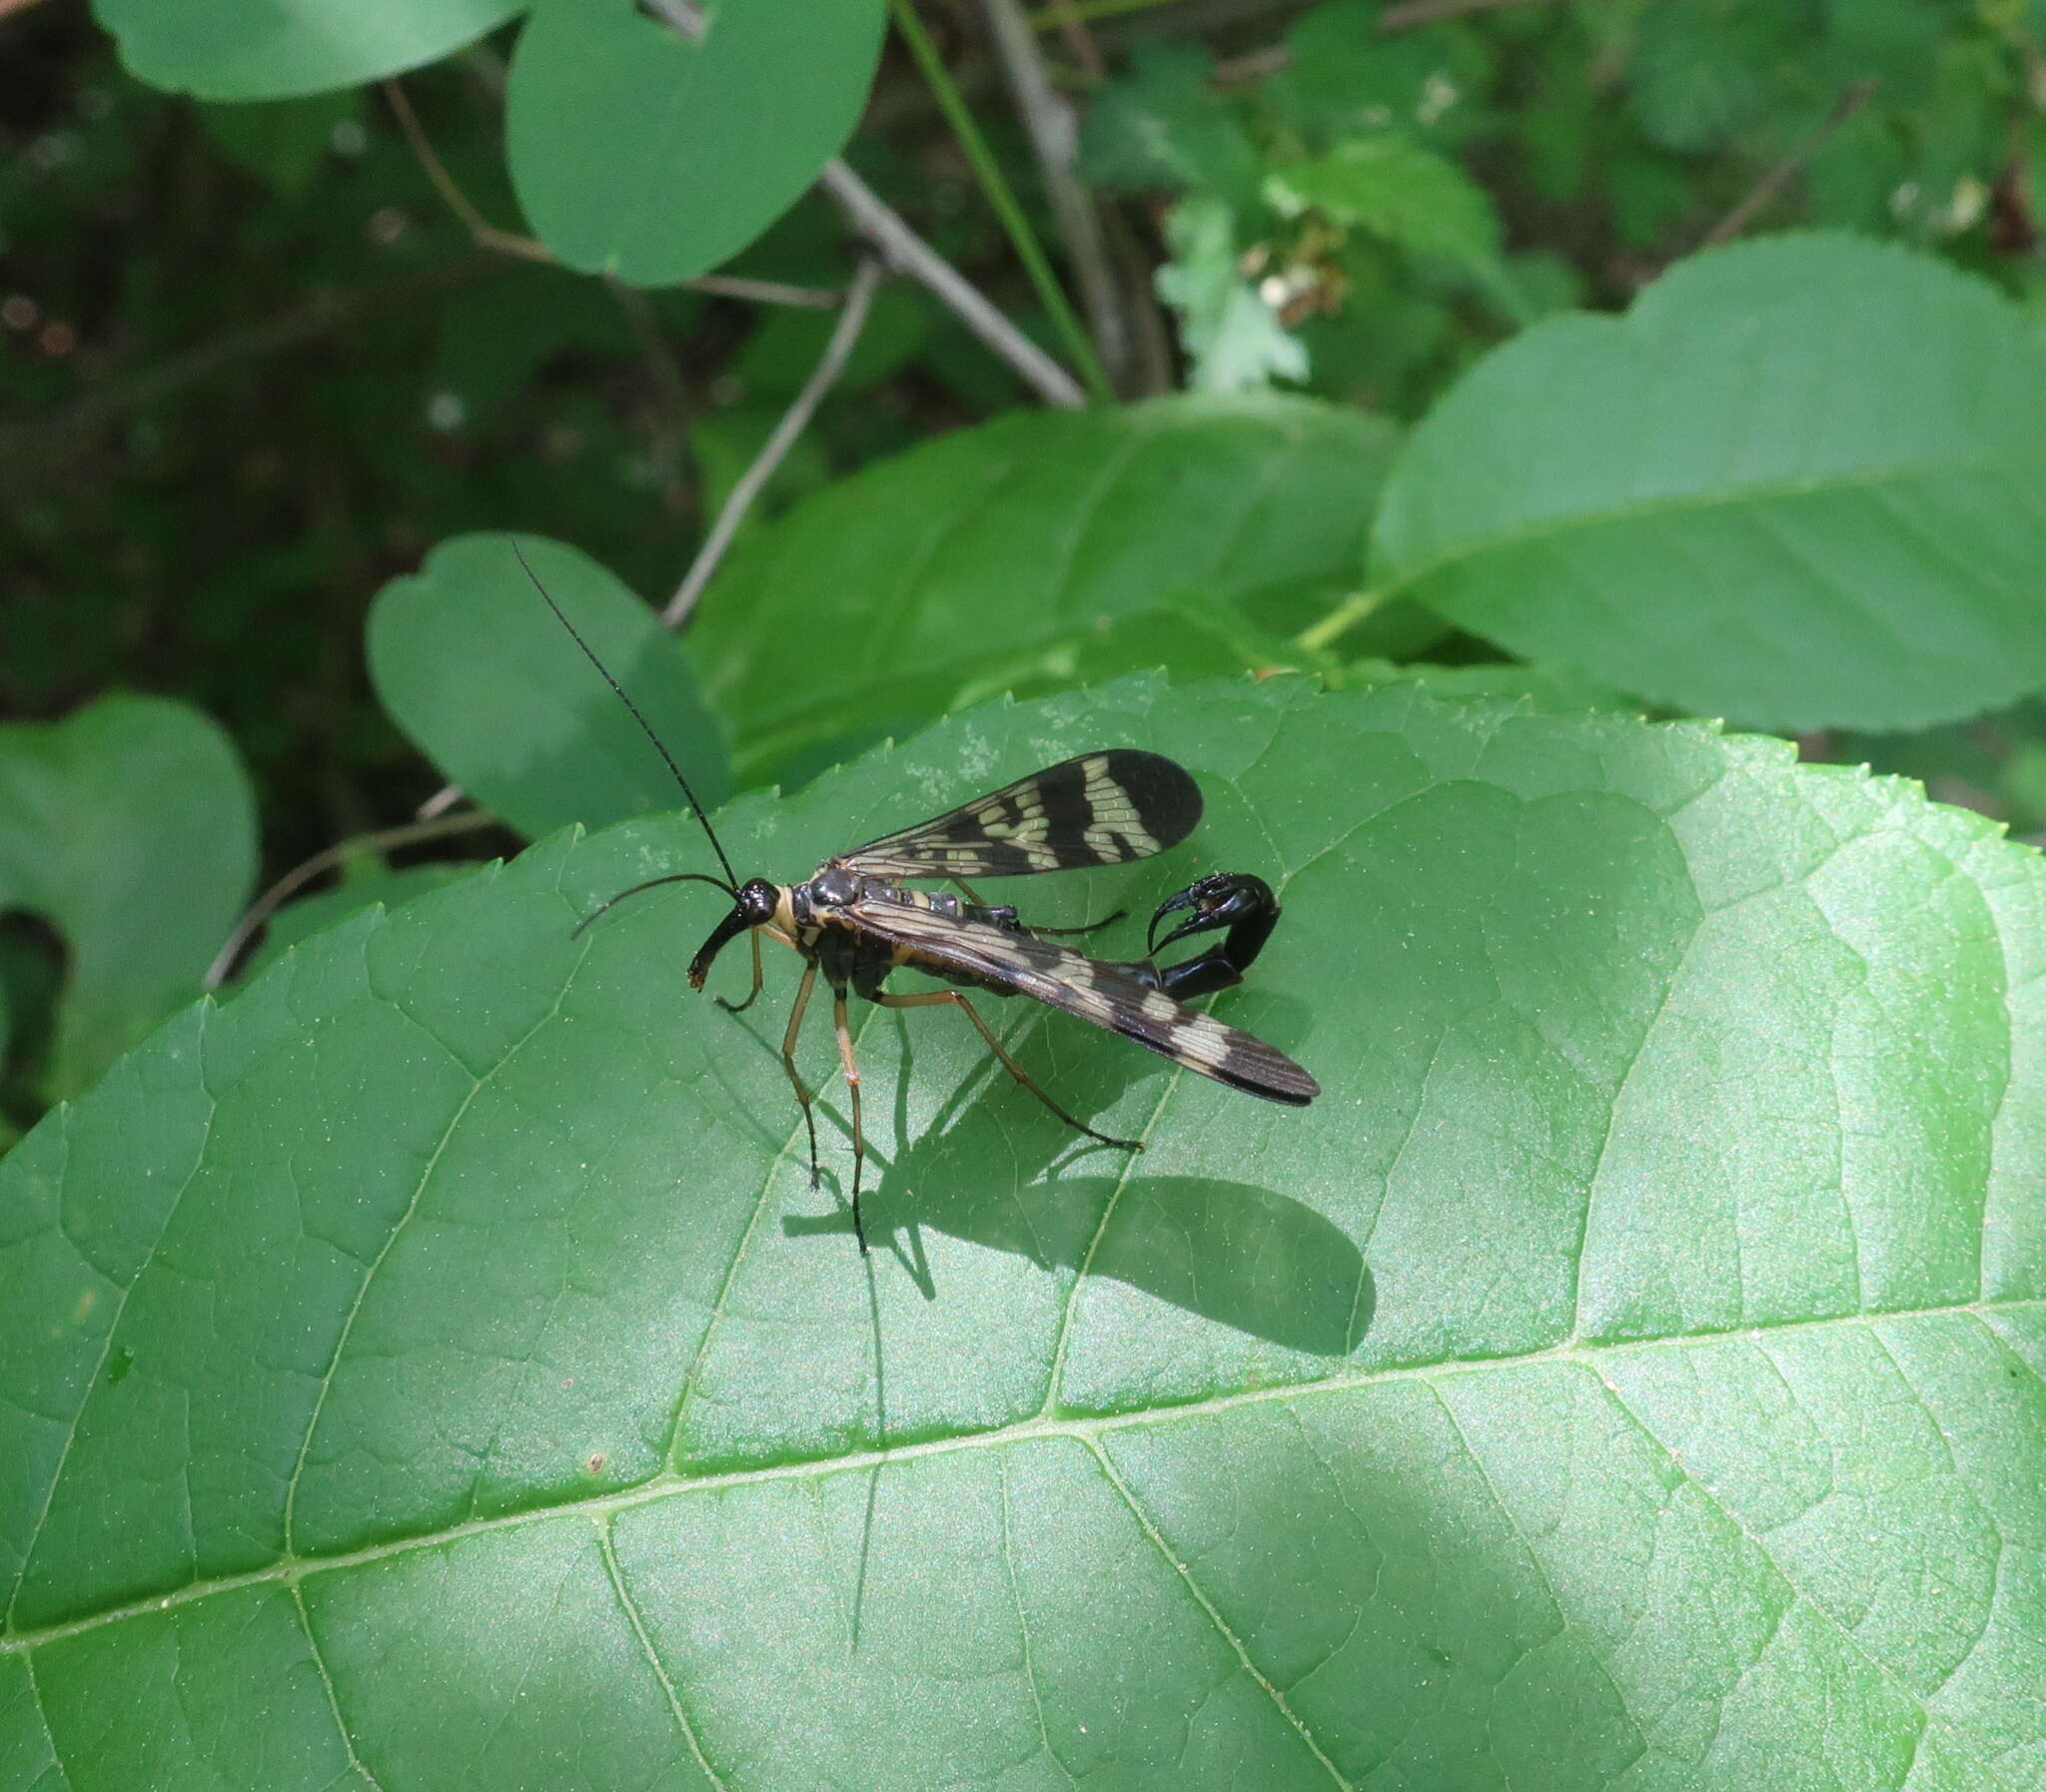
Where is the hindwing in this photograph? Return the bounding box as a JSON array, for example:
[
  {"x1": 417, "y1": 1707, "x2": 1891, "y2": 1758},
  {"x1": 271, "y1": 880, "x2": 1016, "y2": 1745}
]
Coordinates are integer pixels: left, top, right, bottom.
[
  {"x1": 846, "y1": 897, "x2": 1318, "y2": 1106},
  {"x1": 836, "y1": 750, "x2": 1202, "y2": 880}
]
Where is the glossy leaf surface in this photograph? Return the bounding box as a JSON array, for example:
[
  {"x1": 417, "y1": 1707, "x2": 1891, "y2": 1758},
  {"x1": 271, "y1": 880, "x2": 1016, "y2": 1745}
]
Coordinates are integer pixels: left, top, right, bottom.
[
  {"x1": 94, "y1": 0, "x2": 521, "y2": 100},
  {"x1": 689, "y1": 394, "x2": 1398, "y2": 781},
  {"x1": 368, "y1": 532, "x2": 731, "y2": 839},
  {"x1": 1373, "y1": 232, "x2": 2046, "y2": 730},
  {"x1": 507, "y1": 0, "x2": 886, "y2": 285},
  {"x1": 3, "y1": 675, "x2": 2042, "y2": 1788},
  {"x1": 0, "y1": 696, "x2": 253, "y2": 1101}
]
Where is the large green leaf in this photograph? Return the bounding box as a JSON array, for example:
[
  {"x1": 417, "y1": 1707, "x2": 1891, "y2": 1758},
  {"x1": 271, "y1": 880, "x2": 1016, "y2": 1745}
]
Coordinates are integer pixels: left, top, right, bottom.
[
  {"x1": 0, "y1": 696, "x2": 253, "y2": 1102},
  {"x1": 368, "y1": 532, "x2": 731, "y2": 839},
  {"x1": 506, "y1": 0, "x2": 886, "y2": 286},
  {"x1": 3, "y1": 675, "x2": 2042, "y2": 1786},
  {"x1": 1371, "y1": 232, "x2": 2046, "y2": 732},
  {"x1": 690, "y1": 394, "x2": 1398, "y2": 781},
  {"x1": 94, "y1": 0, "x2": 521, "y2": 100}
]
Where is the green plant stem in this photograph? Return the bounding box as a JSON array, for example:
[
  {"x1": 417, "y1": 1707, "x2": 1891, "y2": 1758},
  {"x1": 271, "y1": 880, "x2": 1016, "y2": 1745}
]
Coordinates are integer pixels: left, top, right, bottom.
[
  {"x1": 889, "y1": 0, "x2": 1116, "y2": 405},
  {"x1": 1296, "y1": 585, "x2": 1394, "y2": 654}
]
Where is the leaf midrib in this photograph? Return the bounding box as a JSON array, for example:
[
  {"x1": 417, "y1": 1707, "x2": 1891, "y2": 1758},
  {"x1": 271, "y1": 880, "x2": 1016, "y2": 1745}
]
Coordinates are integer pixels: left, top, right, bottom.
[
  {"x1": 8, "y1": 1294, "x2": 2037, "y2": 1658},
  {"x1": 1378, "y1": 453, "x2": 2041, "y2": 595}
]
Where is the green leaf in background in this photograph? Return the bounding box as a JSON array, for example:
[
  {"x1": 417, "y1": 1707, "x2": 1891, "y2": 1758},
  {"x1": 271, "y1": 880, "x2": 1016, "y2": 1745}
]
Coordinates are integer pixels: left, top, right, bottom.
[
  {"x1": 1269, "y1": 0, "x2": 1488, "y2": 148},
  {"x1": 368, "y1": 532, "x2": 731, "y2": 839},
  {"x1": 195, "y1": 90, "x2": 360, "y2": 195},
  {"x1": 1155, "y1": 195, "x2": 1311, "y2": 394},
  {"x1": 1266, "y1": 135, "x2": 1503, "y2": 271},
  {"x1": 1625, "y1": 0, "x2": 1775, "y2": 151},
  {"x1": 685, "y1": 407, "x2": 834, "y2": 543},
  {"x1": 753, "y1": 592, "x2": 1304, "y2": 793},
  {"x1": 93, "y1": 0, "x2": 522, "y2": 100},
  {"x1": 1370, "y1": 232, "x2": 2046, "y2": 731},
  {"x1": 506, "y1": 0, "x2": 887, "y2": 286},
  {"x1": 1076, "y1": 41, "x2": 1262, "y2": 208},
  {"x1": 0, "y1": 696, "x2": 253, "y2": 1104},
  {"x1": 732, "y1": 284, "x2": 929, "y2": 399},
  {"x1": 428, "y1": 265, "x2": 642, "y2": 422},
  {"x1": 690, "y1": 394, "x2": 1395, "y2": 781},
  {"x1": 4, "y1": 675, "x2": 2043, "y2": 1784}
]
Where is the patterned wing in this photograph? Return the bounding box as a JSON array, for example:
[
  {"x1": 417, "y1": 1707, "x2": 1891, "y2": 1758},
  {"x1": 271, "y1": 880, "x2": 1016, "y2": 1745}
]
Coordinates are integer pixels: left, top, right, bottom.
[
  {"x1": 837, "y1": 751, "x2": 1202, "y2": 880},
  {"x1": 847, "y1": 897, "x2": 1318, "y2": 1106}
]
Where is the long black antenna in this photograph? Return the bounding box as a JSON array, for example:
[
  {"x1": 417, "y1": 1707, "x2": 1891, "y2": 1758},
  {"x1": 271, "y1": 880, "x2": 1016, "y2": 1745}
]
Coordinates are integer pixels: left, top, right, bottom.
[
  {"x1": 570, "y1": 872, "x2": 735, "y2": 937},
  {"x1": 510, "y1": 537, "x2": 739, "y2": 892}
]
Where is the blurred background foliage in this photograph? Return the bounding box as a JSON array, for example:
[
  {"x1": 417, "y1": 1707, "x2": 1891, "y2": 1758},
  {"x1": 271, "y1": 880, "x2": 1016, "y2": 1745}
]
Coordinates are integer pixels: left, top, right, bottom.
[{"x1": 3, "y1": 0, "x2": 2045, "y2": 1138}]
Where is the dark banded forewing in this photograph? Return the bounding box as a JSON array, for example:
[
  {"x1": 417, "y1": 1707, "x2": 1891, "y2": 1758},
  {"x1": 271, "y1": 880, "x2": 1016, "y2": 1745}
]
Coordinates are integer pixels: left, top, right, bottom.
[
  {"x1": 838, "y1": 751, "x2": 1202, "y2": 880},
  {"x1": 846, "y1": 898, "x2": 1318, "y2": 1106}
]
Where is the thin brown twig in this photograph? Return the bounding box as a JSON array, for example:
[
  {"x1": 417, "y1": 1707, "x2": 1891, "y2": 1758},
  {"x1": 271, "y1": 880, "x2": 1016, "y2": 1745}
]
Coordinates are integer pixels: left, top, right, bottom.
[
  {"x1": 204, "y1": 811, "x2": 500, "y2": 990},
  {"x1": 1701, "y1": 79, "x2": 1880, "y2": 248},
  {"x1": 1210, "y1": 45, "x2": 1291, "y2": 86},
  {"x1": 387, "y1": 70, "x2": 841, "y2": 308},
  {"x1": 980, "y1": 0, "x2": 1132, "y2": 390},
  {"x1": 685, "y1": 275, "x2": 843, "y2": 309},
  {"x1": 626, "y1": 0, "x2": 1088, "y2": 404},
  {"x1": 1040, "y1": 0, "x2": 1106, "y2": 79},
  {"x1": 415, "y1": 783, "x2": 468, "y2": 822},
  {"x1": 817, "y1": 159, "x2": 1088, "y2": 407},
  {"x1": 414, "y1": 260, "x2": 890, "y2": 817},
  {"x1": 663, "y1": 256, "x2": 886, "y2": 624},
  {"x1": 1097, "y1": 199, "x2": 1176, "y2": 394},
  {"x1": 382, "y1": 79, "x2": 551, "y2": 262}
]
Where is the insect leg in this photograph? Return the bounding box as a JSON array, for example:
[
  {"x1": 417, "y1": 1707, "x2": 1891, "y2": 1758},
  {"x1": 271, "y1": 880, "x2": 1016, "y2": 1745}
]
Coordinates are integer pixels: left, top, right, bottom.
[
  {"x1": 875, "y1": 990, "x2": 1142, "y2": 1152},
  {"x1": 716, "y1": 930, "x2": 765, "y2": 1015},
  {"x1": 950, "y1": 877, "x2": 1127, "y2": 939},
  {"x1": 1028, "y1": 911, "x2": 1128, "y2": 940},
  {"x1": 832, "y1": 986, "x2": 869, "y2": 1255},
  {"x1": 780, "y1": 961, "x2": 821, "y2": 1190}
]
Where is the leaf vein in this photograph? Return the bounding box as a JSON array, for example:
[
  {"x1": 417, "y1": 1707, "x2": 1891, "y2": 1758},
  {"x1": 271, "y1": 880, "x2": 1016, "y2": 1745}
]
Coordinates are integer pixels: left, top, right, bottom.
[
  {"x1": 1084, "y1": 1435, "x2": 1357, "y2": 1791},
  {"x1": 599, "y1": 1517, "x2": 730, "y2": 1791},
  {"x1": 7, "y1": 1298, "x2": 2040, "y2": 1659},
  {"x1": 1588, "y1": 1350, "x2": 2022, "y2": 1791},
  {"x1": 291, "y1": 1581, "x2": 387, "y2": 1792}
]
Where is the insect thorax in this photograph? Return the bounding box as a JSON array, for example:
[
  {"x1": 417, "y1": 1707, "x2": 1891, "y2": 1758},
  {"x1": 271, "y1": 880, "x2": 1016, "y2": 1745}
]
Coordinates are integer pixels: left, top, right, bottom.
[{"x1": 795, "y1": 864, "x2": 969, "y2": 926}]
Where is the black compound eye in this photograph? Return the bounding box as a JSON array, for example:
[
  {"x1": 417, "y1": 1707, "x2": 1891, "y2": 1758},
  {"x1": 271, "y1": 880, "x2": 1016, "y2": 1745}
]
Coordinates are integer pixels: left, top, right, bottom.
[{"x1": 740, "y1": 879, "x2": 778, "y2": 923}]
